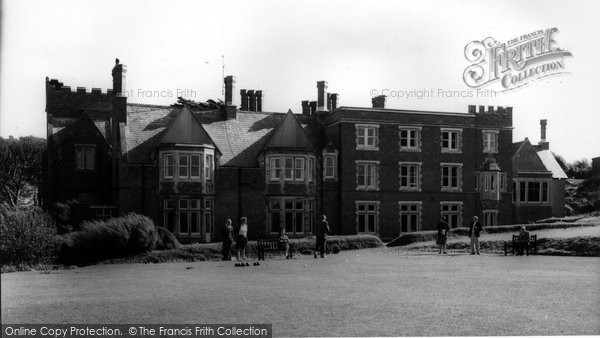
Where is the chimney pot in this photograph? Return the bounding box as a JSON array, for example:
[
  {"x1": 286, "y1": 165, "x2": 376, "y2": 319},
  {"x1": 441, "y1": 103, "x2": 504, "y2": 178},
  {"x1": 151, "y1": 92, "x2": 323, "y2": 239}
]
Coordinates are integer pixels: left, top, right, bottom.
[
  {"x1": 479, "y1": 105, "x2": 485, "y2": 113},
  {"x1": 331, "y1": 93, "x2": 338, "y2": 110},
  {"x1": 301, "y1": 101, "x2": 310, "y2": 115},
  {"x1": 255, "y1": 90, "x2": 262, "y2": 112},
  {"x1": 240, "y1": 89, "x2": 248, "y2": 110},
  {"x1": 540, "y1": 119, "x2": 548, "y2": 141},
  {"x1": 247, "y1": 90, "x2": 256, "y2": 112},
  {"x1": 317, "y1": 81, "x2": 328, "y2": 111},
  {"x1": 111, "y1": 60, "x2": 127, "y2": 96},
  {"x1": 309, "y1": 101, "x2": 317, "y2": 115},
  {"x1": 468, "y1": 105, "x2": 476, "y2": 114},
  {"x1": 224, "y1": 76, "x2": 236, "y2": 106},
  {"x1": 372, "y1": 95, "x2": 386, "y2": 108}
]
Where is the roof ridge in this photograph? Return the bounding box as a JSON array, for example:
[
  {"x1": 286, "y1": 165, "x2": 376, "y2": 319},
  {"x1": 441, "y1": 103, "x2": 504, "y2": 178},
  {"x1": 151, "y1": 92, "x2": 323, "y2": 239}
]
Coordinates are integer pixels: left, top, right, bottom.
[{"x1": 127, "y1": 102, "x2": 172, "y2": 108}]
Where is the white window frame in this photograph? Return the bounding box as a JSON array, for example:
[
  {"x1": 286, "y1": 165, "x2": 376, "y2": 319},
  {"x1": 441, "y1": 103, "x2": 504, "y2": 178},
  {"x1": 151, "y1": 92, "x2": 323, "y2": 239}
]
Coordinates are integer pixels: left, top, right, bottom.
[
  {"x1": 295, "y1": 158, "x2": 305, "y2": 182},
  {"x1": 356, "y1": 160, "x2": 379, "y2": 191},
  {"x1": 399, "y1": 201, "x2": 422, "y2": 233},
  {"x1": 190, "y1": 154, "x2": 202, "y2": 179},
  {"x1": 204, "y1": 153, "x2": 214, "y2": 181},
  {"x1": 399, "y1": 162, "x2": 421, "y2": 191},
  {"x1": 356, "y1": 201, "x2": 379, "y2": 234},
  {"x1": 483, "y1": 209, "x2": 498, "y2": 227},
  {"x1": 178, "y1": 154, "x2": 190, "y2": 179},
  {"x1": 356, "y1": 124, "x2": 379, "y2": 151},
  {"x1": 284, "y1": 157, "x2": 294, "y2": 181},
  {"x1": 163, "y1": 153, "x2": 174, "y2": 179},
  {"x1": 399, "y1": 126, "x2": 421, "y2": 152},
  {"x1": 75, "y1": 144, "x2": 95, "y2": 171},
  {"x1": 441, "y1": 128, "x2": 462, "y2": 153},
  {"x1": 324, "y1": 154, "x2": 337, "y2": 180},
  {"x1": 483, "y1": 130, "x2": 499, "y2": 153},
  {"x1": 440, "y1": 201, "x2": 463, "y2": 228},
  {"x1": 269, "y1": 157, "x2": 281, "y2": 182},
  {"x1": 515, "y1": 180, "x2": 550, "y2": 204},
  {"x1": 441, "y1": 163, "x2": 463, "y2": 192}
]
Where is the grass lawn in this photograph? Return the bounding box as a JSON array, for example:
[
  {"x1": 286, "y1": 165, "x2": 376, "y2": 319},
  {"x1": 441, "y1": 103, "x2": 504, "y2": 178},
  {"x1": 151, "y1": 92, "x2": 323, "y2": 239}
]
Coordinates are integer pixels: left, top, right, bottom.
[{"x1": 2, "y1": 251, "x2": 599, "y2": 336}]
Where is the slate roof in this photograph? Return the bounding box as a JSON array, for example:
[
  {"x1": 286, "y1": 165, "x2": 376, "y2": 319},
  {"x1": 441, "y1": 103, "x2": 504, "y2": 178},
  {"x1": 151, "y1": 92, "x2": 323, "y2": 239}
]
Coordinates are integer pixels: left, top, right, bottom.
[
  {"x1": 537, "y1": 149, "x2": 568, "y2": 179},
  {"x1": 50, "y1": 113, "x2": 111, "y2": 146},
  {"x1": 122, "y1": 104, "x2": 327, "y2": 166},
  {"x1": 160, "y1": 107, "x2": 215, "y2": 146}
]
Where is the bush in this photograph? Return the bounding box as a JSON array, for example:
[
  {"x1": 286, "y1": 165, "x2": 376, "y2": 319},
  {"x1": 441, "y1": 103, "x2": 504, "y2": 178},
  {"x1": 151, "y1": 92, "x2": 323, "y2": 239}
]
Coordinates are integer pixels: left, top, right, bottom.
[
  {"x1": 156, "y1": 226, "x2": 181, "y2": 250},
  {"x1": 58, "y1": 213, "x2": 159, "y2": 265},
  {"x1": 0, "y1": 207, "x2": 60, "y2": 266}
]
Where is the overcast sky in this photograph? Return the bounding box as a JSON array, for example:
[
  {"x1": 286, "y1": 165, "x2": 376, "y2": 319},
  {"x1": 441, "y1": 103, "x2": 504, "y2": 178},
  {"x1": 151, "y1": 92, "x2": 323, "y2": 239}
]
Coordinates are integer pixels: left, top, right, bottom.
[{"x1": 1, "y1": 0, "x2": 598, "y2": 162}]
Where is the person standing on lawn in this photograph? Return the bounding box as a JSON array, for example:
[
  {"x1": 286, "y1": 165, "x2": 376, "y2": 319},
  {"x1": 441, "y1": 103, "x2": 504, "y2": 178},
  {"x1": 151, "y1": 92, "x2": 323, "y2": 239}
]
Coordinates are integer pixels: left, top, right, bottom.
[
  {"x1": 279, "y1": 227, "x2": 291, "y2": 259},
  {"x1": 436, "y1": 216, "x2": 450, "y2": 254},
  {"x1": 314, "y1": 215, "x2": 330, "y2": 258},
  {"x1": 236, "y1": 217, "x2": 249, "y2": 262},
  {"x1": 222, "y1": 219, "x2": 234, "y2": 260},
  {"x1": 516, "y1": 226, "x2": 530, "y2": 255},
  {"x1": 469, "y1": 216, "x2": 483, "y2": 255}
]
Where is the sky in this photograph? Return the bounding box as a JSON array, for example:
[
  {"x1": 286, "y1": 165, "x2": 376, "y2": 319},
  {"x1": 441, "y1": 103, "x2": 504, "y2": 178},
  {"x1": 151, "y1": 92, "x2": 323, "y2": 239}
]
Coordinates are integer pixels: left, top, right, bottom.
[{"x1": 1, "y1": 0, "x2": 599, "y2": 162}]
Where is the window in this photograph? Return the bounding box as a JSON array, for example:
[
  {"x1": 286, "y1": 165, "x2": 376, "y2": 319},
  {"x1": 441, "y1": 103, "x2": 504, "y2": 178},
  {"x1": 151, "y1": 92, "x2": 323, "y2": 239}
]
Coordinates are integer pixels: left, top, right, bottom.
[
  {"x1": 514, "y1": 180, "x2": 550, "y2": 204},
  {"x1": 295, "y1": 158, "x2": 305, "y2": 181},
  {"x1": 178, "y1": 154, "x2": 189, "y2": 179},
  {"x1": 163, "y1": 154, "x2": 174, "y2": 179},
  {"x1": 475, "y1": 173, "x2": 480, "y2": 191},
  {"x1": 399, "y1": 162, "x2": 421, "y2": 191},
  {"x1": 483, "y1": 210, "x2": 498, "y2": 227},
  {"x1": 324, "y1": 155, "x2": 336, "y2": 179},
  {"x1": 204, "y1": 199, "x2": 213, "y2": 237},
  {"x1": 284, "y1": 157, "x2": 294, "y2": 181},
  {"x1": 163, "y1": 199, "x2": 176, "y2": 232},
  {"x1": 178, "y1": 199, "x2": 202, "y2": 236},
  {"x1": 441, "y1": 129, "x2": 462, "y2": 152},
  {"x1": 356, "y1": 161, "x2": 379, "y2": 190},
  {"x1": 441, "y1": 164, "x2": 462, "y2": 191},
  {"x1": 356, "y1": 201, "x2": 379, "y2": 233},
  {"x1": 269, "y1": 158, "x2": 281, "y2": 181},
  {"x1": 190, "y1": 155, "x2": 201, "y2": 179},
  {"x1": 441, "y1": 202, "x2": 462, "y2": 228},
  {"x1": 500, "y1": 173, "x2": 507, "y2": 192},
  {"x1": 205, "y1": 153, "x2": 213, "y2": 181},
  {"x1": 308, "y1": 158, "x2": 314, "y2": 182},
  {"x1": 483, "y1": 130, "x2": 499, "y2": 153},
  {"x1": 75, "y1": 145, "x2": 95, "y2": 171},
  {"x1": 356, "y1": 124, "x2": 379, "y2": 150},
  {"x1": 399, "y1": 202, "x2": 421, "y2": 233},
  {"x1": 269, "y1": 198, "x2": 313, "y2": 235},
  {"x1": 399, "y1": 127, "x2": 421, "y2": 151}
]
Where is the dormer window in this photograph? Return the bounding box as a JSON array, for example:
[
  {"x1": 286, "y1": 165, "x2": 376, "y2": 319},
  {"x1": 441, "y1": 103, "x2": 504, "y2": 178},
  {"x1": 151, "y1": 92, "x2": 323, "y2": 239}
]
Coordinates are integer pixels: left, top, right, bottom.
[
  {"x1": 269, "y1": 158, "x2": 281, "y2": 181},
  {"x1": 161, "y1": 150, "x2": 212, "y2": 182},
  {"x1": 164, "y1": 154, "x2": 175, "y2": 178}
]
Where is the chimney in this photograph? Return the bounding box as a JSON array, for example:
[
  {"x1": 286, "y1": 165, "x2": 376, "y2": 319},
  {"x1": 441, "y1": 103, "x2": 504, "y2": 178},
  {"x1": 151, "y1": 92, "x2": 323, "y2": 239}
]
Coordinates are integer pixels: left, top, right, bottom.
[
  {"x1": 488, "y1": 105, "x2": 494, "y2": 114},
  {"x1": 111, "y1": 58, "x2": 127, "y2": 96},
  {"x1": 479, "y1": 105, "x2": 485, "y2": 113},
  {"x1": 317, "y1": 81, "x2": 328, "y2": 111},
  {"x1": 240, "y1": 89, "x2": 248, "y2": 110},
  {"x1": 248, "y1": 90, "x2": 256, "y2": 112},
  {"x1": 301, "y1": 101, "x2": 310, "y2": 115},
  {"x1": 255, "y1": 90, "x2": 262, "y2": 112},
  {"x1": 309, "y1": 101, "x2": 317, "y2": 115},
  {"x1": 330, "y1": 93, "x2": 338, "y2": 110},
  {"x1": 468, "y1": 105, "x2": 476, "y2": 114},
  {"x1": 539, "y1": 119, "x2": 549, "y2": 150},
  {"x1": 224, "y1": 75, "x2": 237, "y2": 119},
  {"x1": 372, "y1": 95, "x2": 386, "y2": 108}
]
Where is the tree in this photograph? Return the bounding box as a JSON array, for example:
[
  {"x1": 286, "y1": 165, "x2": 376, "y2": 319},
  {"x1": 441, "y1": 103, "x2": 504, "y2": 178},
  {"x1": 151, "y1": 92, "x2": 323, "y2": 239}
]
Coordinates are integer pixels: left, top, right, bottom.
[
  {"x1": 0, "y1": 136, "x2": 46, "y2": 207},
  {"x1": 568, "y1": 158, "x2": 592, "y2": 179},
  {"x1": 553, "y1": 152, "x2": 569, "y2": 174}
]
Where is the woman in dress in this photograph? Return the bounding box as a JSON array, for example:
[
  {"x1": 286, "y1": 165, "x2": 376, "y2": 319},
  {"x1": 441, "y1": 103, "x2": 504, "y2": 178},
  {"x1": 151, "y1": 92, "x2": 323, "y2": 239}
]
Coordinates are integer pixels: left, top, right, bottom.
[
  {"x1": 236, "y1": 217, "x2": 249, "y2": 261},
  {"x1": 436, "y1": 216, "x2": 450, "y2": 254}
]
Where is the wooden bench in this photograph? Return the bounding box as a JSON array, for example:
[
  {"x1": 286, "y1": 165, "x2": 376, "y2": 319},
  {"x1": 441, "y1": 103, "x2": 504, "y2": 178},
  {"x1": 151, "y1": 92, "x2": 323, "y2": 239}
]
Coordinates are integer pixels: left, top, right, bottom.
[
  {"x1": 257, "y1": 238, "x2": 294, "y2": 260},
  {"x1": 504, "y1": 234, "x2": 537, "y2": 256}
]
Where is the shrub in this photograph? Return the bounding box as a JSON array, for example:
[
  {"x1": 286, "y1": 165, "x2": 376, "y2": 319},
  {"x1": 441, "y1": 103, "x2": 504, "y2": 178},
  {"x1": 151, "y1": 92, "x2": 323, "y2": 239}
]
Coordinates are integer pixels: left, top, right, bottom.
[
  {"x1": 58, "y1": 213, "x2": 158, "y2": 265},
  {"x1": 0, "y1": 207, "x2": 60, "y2": 266},
  {"x1": 156, "y1": 226, "x2": 181, "y2": 250}
]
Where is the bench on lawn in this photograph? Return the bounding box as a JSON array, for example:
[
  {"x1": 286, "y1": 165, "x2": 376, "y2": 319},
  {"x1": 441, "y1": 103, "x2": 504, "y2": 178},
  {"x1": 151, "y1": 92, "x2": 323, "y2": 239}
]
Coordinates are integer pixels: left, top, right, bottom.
[
  {"x1": 504, "y1": 234, "x2": 537, "y2": 256},
  {"x1": 257, "y1": 238, "x2": 294, "y2": 260}
]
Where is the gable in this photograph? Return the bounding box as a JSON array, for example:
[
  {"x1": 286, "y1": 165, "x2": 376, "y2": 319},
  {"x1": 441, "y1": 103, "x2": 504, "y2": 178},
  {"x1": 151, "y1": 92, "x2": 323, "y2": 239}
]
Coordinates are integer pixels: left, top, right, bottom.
[
  {"x1": 513, "y1": 139, "x2": 550, "y2": 173},
  {"x1": 265, "y1": 110, "x2": 314, "y2": 150},
  {"x1": 160, "y1": 107, "x2": 214, "y2": 146}
]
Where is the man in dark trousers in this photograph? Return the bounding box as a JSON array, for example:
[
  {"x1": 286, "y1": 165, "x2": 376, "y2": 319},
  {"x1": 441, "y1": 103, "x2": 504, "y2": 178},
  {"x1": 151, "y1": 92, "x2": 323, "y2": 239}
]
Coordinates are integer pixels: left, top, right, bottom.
[
  {"x1": 468, "y1": 216, "x2": 483, "y2": 255},
  {"x1": 314, "y1": 215, "x2": 330, "y2": 258},
  {"x1": 222, "y1": 219, "x2": 234, "y2": 260}
]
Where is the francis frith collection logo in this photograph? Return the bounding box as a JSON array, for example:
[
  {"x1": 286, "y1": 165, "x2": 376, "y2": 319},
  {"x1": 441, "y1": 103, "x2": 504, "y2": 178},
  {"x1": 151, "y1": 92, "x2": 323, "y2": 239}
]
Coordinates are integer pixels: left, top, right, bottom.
[{"x1": 463, "y1": 28, "x2": 572, "y2": 91}]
